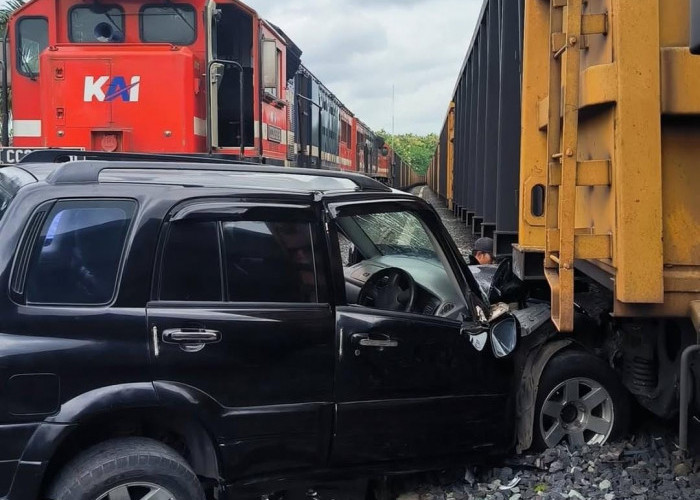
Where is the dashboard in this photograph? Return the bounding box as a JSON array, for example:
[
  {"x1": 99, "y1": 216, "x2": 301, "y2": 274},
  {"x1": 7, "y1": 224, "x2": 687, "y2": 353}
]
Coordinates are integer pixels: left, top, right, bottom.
[{"x1": 343, "y1": 255, "x2": 466, "y2": 319}]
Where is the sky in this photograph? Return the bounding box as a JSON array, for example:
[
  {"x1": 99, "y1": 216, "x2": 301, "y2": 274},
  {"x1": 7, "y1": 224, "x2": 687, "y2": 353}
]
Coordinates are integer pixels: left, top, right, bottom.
[
  {"x1": 1, "y1": 0, "x2": 482, "y2": 135},
  {"x1": 250, "y1": 0, "x2": 481, "y2": 135}
]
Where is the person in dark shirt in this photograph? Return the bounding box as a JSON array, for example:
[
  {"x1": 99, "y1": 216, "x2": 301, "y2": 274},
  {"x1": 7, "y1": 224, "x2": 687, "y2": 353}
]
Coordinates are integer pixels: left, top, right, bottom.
[{"x1": 469, "y1": 237, "x2": 495, "y2": 265}]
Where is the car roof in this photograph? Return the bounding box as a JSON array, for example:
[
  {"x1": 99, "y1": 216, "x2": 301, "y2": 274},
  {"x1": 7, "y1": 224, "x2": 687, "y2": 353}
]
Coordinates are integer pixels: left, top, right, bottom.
[{"x1": 14, "y1": 160, "x2": 393, "y2": 195}]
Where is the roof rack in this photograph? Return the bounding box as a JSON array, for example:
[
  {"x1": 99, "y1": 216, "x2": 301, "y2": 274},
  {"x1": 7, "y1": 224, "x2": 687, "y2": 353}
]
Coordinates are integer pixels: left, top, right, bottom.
[
  {"x1": 34, "y1": 159, "x2": 391, "y2": 192},
  {"x1": 19, "y1": 149, "x2": 253, "y2": 165}
]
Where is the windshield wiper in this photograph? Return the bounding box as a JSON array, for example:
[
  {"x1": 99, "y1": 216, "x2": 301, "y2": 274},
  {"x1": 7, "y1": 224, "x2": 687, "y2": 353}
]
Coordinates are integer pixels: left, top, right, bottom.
[
  {"x1": 164, "y1": 0, "x2": 195, "y2": 36},
  {"x1": 19, "y1": 51, "x2": 37, "y2": 81},
  {"x1": 103, "y1": 11, "x2": 124, "y2": 38}
]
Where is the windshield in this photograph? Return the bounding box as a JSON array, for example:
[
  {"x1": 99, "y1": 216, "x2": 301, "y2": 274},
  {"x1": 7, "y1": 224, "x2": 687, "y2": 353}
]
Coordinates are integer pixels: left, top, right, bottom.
[
  {"x1": 0, "y1": 168, "x2": 35, "y2": 222},
  {"x1": 345, "y1": 210, "x2": 437, "y2": 259}
]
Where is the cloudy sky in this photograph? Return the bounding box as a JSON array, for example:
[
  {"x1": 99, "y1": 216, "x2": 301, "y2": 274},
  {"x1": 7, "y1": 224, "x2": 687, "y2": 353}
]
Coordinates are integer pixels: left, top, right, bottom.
[
  {"x1": 250, "y1": 0, "x2": 481, "y2": 135},
  {"x1": 1, "y1": 0, "x2": 482, "y2": 135}
]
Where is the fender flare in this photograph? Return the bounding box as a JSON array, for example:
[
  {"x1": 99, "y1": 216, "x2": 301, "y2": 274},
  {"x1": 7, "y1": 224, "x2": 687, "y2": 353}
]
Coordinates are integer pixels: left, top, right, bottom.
[
  {"x1": 515, "y1": 339, "x2": 574, "y2": 453},
  {"x1": 20, "y1": 383, "x2": 223, "y2": 487}
]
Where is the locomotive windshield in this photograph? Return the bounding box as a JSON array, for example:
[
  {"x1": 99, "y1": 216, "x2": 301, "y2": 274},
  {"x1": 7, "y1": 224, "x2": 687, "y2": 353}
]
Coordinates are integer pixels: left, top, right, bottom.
[
  {"x1": 16, "y1": 17, "x2": 48, "y2": 77},
  {"x1": 140, "y1": 3, "x2": 196, "y2": 45},
  {"x1": 69, "y1": 5, "x2": 125, "y2": 43}
]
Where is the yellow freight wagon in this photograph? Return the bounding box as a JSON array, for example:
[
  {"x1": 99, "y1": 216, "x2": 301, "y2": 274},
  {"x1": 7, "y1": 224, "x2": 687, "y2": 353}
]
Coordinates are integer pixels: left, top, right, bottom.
[{"x1": 434, "y1": 0, "x2": 700, "y2": 450}]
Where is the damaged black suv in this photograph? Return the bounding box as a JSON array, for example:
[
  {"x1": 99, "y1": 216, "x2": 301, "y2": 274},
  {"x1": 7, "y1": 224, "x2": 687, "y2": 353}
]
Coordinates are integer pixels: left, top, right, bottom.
[{"x1": 0, "y1": 157, "x2": 627, "y2": 500}]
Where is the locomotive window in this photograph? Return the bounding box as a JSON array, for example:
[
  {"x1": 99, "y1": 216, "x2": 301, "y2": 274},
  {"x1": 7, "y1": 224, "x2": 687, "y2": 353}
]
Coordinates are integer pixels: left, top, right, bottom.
[
  {"x1": 140, "y1": 4, "x2": 196, "y2": 45},
  {"x1": 69, "y1": 5, "x2": 125, "y2": 43},
  {"x1": 16, "y1": 17, "x2": 48, "y2": 78}
]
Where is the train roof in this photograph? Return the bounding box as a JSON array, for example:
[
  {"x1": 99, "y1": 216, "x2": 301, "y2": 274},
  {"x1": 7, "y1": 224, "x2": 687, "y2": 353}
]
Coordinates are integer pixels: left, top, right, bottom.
[{"x1": 12, "y1": 151, "x2": 392, "y2": 194}]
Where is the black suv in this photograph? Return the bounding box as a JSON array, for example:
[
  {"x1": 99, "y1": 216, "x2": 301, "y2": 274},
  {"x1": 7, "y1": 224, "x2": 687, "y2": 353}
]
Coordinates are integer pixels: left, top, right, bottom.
[{"x1": 0, "y1": 158, "x2": 626, "y2": 500}]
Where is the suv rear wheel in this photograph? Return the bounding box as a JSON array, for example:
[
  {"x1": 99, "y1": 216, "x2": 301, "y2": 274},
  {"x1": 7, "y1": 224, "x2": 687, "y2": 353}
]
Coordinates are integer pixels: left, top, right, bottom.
[
  {"x1": 533, "y1": 349, "x2": 629, "y2": 450},
  {"x1": 46, "y1": 437, "x2": 205, "y2": 500}
]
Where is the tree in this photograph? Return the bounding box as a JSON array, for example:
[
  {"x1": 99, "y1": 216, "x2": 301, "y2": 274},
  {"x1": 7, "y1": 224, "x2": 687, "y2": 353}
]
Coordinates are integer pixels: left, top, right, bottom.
[
  {"x1": 0, "y1": 0, "x2": 26, "y2": 35},
  {"x1": 377, "y1": 129, "x2": 438, "y2": 175}
]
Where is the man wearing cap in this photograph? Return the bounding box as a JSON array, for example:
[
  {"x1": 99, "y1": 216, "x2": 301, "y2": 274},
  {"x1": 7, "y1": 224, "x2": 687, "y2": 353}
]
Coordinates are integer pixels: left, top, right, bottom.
[{"x1": 469, "y1": 237, "x2": 495, "y2": 265}]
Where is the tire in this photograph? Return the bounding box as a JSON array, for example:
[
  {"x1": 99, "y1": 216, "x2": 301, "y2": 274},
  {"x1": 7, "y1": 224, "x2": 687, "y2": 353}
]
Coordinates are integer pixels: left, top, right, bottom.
[
  {"x1": 46, "y1": 437, "x2": 206, "y2": 500},
  {"x1": 532, "y1": 349, "x2": 629, "y2": 450}
]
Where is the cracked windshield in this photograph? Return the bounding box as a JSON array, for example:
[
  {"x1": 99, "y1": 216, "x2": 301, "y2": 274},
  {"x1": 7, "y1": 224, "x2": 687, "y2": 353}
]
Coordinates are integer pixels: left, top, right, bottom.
[{"x1": 352, "y1": 211, "x2": 435, "y2": 258}]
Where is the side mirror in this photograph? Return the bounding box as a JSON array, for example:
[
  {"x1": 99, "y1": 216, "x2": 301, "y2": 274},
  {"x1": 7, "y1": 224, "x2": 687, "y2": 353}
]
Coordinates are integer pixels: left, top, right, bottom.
[{"x1": 490, "y1": 316, "x2": 518, "y2": 358}]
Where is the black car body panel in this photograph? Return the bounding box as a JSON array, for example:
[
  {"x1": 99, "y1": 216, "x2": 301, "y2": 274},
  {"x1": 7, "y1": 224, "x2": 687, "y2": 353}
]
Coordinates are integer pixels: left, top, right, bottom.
[{"x1": 0, "y1": 161, "x2": 516, "y2": 499}]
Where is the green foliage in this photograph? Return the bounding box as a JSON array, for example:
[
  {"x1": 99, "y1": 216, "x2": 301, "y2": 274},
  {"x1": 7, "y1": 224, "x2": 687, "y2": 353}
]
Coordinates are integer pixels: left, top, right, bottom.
[
  {"x1": 0, "y1": 0, "x2": 26, "y2": 35},
  {"x1": 377, "y1": 129, "x2": 437, "y2": 176}
]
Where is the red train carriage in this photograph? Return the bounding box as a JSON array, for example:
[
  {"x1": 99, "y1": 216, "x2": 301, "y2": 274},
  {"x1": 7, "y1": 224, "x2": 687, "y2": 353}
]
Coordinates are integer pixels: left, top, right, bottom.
[
  {"x1": 375, "y1": 139, "x2": 391, "y2": 182},
  {"x1": 338, "y1": 106, "x2": 355, "y2": 172},
  {"x1": 7, "y1": 0, "x2": 300, "y2": 164}
]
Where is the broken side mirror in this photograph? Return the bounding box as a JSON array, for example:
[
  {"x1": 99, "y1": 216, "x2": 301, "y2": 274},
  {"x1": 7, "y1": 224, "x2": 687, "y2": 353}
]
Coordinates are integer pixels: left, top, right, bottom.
[{"x1": 490, "y1": 316, "x2": 518, "y2": 358}]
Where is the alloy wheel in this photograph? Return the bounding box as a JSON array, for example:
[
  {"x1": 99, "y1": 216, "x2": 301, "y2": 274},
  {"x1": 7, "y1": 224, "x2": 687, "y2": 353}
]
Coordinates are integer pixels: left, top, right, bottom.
[
  {"x1": 96, "y1": 483, "x2": 175, "y2": 500},
  {"x1": 539, "y1": 377, "x2": 615, "y2": 448}
]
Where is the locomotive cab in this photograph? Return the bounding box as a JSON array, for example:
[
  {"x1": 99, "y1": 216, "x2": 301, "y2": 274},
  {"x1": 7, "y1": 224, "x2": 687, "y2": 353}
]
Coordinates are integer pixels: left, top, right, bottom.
[{"x1": 6, "y1": 0, "x2": 297, "y2": 161}]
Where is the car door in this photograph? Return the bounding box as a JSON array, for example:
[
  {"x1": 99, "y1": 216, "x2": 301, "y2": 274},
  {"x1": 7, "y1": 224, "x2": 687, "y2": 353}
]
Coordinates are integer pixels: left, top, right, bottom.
[
  {"x1": 147, "y1": 199, "x2": 335, "y2": 479},
  {"x1": 327, "y1": 200, "x2": 515, "y2": 465}
]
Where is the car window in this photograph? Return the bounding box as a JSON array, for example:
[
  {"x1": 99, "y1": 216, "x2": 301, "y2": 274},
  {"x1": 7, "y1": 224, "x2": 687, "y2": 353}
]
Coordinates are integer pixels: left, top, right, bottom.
[
  {"x1": 159, "y1": 221, "x2": 223, "y2": 302},
  {"x1": 158, "y1": 217, "x2": 322, "y2": 304},
  {"x1": 24, "y1": 200, "x2": 136, "y2": 305},
  {"x1": 70, "y1": 5, "x2": 125, "y2": 43},
  {"x1": 140, "y1": 4, "x2": 196, "y2": 45},
  {"x1": 222, "y1": 221, "x2": 318, "y2": 303},
  {"x1": 335, "y1": 207, "x2": 465, "y2": 318}
]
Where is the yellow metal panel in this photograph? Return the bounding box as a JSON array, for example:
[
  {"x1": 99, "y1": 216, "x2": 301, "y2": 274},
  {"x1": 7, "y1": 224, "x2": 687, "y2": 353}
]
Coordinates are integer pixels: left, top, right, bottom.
[
  {"x1": 549, "y1": 159, "x2": 611, "y2": 186},
  {"x1": 519, "y1": 0, "x2": 550, "y2": 243},
  {"x1": 612, "y1": 0, "x2": 664, "y2": 304},
  {"x1": 579, "y1": 63, "x2": 617, "y2": 108},
  {"x1": 537, "y1": 98, "x2": 549, "y2": 130},
  {"x1": 660, "y1": 121, "x2": 700, "y2": 265},
  {"x1": 577, "y1": 160, "x2": 611, "y2": 185},
  {"x1": 661, "y1": 48, "x2": 700, "y2": 114},
  {"x1": 446, "y1": 103, "x2": 455, "y2": 210},
  {"x1": 581, "y1": 13, "x2": 608, "y2": 35},
  {"x1": 659, "y1": 0, "x2": 689, "y2": 48}
]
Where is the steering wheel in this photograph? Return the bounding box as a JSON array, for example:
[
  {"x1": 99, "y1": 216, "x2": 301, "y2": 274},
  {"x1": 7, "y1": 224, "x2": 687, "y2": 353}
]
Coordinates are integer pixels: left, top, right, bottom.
[{"x1": 358, "y1": 267, "x2": 416, "y2": 313}]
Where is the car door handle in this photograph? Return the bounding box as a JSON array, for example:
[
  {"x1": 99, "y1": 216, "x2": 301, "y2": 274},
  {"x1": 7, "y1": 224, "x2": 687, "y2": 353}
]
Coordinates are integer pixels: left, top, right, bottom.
[
  {"x1": 162, "y1": 328, "x2": 221, "y2": 344},
  {"x1": 351, "y1": 333, "x2": 399, "y2": 348}
]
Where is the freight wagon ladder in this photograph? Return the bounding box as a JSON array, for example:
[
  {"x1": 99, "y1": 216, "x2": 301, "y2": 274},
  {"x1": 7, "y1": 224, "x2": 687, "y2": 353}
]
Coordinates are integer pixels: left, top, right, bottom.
[{"x1": 544, "y1": 0, "x2": 610, "y2": 331}]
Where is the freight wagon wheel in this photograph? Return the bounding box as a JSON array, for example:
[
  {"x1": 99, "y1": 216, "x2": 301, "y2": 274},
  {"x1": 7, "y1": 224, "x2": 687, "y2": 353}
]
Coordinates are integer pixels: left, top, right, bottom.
[
  {"x1": 533, "y1": 350, "x2": 629, "y2": 450},
  {"x1": 46, "y1": 437, "x2": 205, "y2": 500}
]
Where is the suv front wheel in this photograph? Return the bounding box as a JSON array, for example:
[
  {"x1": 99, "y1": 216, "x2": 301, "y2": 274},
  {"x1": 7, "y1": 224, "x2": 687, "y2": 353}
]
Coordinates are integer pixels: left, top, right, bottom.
[
  {"x1": 46, "y1": 437, "x2": 205, "y2": 500},
  {"x1": 533, "y1": 349, "x2": 629, "y2": 450}
]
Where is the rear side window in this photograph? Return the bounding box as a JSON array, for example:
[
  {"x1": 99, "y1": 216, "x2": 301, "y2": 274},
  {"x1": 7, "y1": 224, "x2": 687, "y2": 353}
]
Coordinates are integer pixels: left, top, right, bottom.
[
  {"x1": 24, "y1": 200, "x2": 136, "y2": 305},
  {"x1": 159, "y1": 221, "x2": 223, "y2": 301},
  {"x1": 140, "y1": 4, "x2": 196, "y2": 45},
  {"x1": 69, "y1": 5, "x2": 125, "y2": 43},
  {"x1": 158, "y1": 216, "x2": 321, "y2": 303},
  {"x1": 16, "y1": 17, "x2": 48, "y2": 77}
]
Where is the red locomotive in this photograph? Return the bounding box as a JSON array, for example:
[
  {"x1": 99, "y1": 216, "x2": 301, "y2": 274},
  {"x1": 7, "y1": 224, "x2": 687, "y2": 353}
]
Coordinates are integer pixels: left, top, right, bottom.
[{"x1": 2, "y1": 0, "x2": 418, "y2": 187}]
